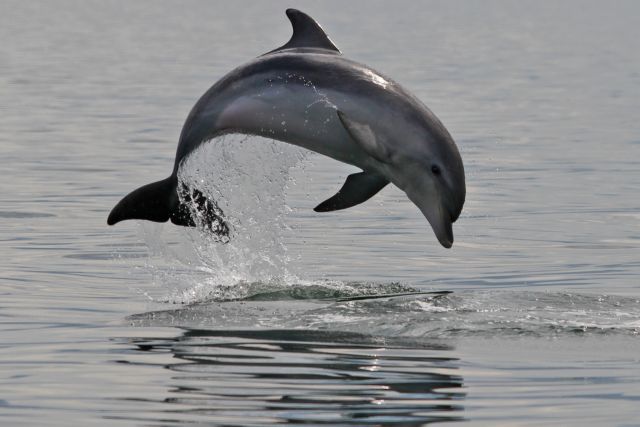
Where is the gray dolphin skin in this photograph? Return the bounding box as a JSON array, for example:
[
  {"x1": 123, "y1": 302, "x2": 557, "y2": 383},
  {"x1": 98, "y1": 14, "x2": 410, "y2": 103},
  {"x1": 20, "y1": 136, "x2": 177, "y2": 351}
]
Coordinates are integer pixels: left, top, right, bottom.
[{"x1": 108, "y1": 9, "x2": 466, "y2": 248}]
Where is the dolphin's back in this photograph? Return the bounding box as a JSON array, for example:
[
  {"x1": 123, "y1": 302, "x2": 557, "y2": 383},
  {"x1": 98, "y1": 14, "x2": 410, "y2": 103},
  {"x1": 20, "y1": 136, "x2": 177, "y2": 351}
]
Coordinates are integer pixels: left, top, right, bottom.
[{"x1": 173, "y1": 52, "x2": 438, "y2": 171}]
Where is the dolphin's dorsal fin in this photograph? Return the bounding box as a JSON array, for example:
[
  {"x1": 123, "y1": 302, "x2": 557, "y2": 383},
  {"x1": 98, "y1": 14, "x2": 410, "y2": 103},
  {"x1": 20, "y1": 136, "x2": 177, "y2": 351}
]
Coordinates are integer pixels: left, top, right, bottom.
[{"x1": 267, "y1": 9, "x2": 341, "y2": 55}]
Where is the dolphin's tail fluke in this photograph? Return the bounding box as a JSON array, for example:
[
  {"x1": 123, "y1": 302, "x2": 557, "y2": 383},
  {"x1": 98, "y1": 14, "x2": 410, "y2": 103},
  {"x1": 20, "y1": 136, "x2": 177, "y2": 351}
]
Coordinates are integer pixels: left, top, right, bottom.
[
  {"x1": 107, "y1": 177, "x2": 230, "y2": 236},
  {"x1": 107, "y1": 176, "x2": 181, "y2": 226}
]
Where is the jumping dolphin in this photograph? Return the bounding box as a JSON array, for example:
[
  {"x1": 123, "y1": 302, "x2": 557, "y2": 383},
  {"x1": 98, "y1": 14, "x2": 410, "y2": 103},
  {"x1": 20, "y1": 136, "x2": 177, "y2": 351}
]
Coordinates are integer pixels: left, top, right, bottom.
[{"x1": 108, "y1": 9, "x2": 466, "y2": 248}]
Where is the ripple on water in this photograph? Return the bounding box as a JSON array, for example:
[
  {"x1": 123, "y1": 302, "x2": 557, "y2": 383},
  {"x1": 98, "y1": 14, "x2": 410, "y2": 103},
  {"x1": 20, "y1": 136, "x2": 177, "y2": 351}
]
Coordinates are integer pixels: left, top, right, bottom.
[
  {"x1": 128, "y1": 287, "x2": 640, "y2": 338},
  {"x1": 0, "y1": 211, "x2": 56, "y2": 219}
]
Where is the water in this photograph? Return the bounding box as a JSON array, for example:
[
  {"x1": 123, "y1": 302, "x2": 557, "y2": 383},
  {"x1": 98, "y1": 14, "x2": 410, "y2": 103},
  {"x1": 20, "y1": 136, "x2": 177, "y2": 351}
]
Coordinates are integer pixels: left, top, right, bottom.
[{"x1": 2, "y1": 0, "x2": 639, "y2": 425}]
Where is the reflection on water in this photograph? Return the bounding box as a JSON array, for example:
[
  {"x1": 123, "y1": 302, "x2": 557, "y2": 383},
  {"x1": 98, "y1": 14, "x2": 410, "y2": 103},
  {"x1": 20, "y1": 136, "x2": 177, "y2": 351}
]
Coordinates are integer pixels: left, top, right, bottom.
[{"x1": 116, "y1": 329, "x2": 464, "y2": 426}]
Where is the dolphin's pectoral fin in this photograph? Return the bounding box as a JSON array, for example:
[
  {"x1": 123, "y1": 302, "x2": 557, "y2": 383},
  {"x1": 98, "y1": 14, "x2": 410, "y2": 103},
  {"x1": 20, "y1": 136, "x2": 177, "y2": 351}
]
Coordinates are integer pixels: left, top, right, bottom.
[
  {"x1": 266, "y1": 9, "x2": 341, "y2": 55},
  {"x1": 314, "y1": 172, "x2": 389, "y2": 212},
  {"x1": 336, "y1": 110, "x2": 390, "y2": 163}
]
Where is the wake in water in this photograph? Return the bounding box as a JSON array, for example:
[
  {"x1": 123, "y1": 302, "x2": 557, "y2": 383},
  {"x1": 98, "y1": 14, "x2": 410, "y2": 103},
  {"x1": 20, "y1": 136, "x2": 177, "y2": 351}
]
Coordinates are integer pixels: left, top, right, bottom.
[{"x1": 129, "y1": 289, "x2": 640, "y2": 338}]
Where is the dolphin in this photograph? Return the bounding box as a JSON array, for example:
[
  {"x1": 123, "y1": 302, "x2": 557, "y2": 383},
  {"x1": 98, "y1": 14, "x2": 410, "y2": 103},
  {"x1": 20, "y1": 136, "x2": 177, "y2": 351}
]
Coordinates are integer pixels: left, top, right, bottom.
[{"x1": 108, "y1": 9, "x2": 466, "y2": 248}]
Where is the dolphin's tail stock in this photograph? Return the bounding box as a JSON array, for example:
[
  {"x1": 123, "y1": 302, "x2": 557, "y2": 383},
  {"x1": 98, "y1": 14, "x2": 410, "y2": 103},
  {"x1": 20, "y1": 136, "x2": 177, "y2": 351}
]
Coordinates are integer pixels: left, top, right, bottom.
[{"x1": 107, "y1": 176, "x2": 230, "y2": 236}]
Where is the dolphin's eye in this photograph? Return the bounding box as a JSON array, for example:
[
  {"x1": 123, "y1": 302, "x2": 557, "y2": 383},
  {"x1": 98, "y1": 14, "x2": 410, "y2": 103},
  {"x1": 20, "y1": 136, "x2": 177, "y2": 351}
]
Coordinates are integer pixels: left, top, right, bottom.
[{"x1": 431, "y1": 165, "x2": 441, "y2": 176}]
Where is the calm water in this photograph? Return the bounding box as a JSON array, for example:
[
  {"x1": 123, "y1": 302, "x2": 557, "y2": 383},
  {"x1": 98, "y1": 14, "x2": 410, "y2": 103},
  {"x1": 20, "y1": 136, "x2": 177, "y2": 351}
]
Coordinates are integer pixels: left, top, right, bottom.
[{"x1": 2, "y1": 0, "x2": 640, "y2": 425}]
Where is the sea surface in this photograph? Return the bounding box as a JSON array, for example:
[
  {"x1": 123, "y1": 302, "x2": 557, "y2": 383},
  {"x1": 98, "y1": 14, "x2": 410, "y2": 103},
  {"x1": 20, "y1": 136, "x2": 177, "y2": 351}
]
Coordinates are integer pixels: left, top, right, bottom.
[{"x1": 2, "y1": 0, "x2": 640, "y2": 425}]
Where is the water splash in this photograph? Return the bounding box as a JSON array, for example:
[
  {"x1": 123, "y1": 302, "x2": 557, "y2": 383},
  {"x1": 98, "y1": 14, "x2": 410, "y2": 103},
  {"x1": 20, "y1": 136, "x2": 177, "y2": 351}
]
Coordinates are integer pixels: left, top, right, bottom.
[{"x1": 138, "y1": 134, "x2": 309, "y2": 303}]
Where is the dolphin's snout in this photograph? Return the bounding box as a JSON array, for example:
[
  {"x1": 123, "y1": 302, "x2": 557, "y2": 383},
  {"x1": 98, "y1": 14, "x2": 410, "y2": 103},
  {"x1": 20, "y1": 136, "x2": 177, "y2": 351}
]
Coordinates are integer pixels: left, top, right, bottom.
[
  {"x1": 438, "y1": 215, "x2": 454, "y2": 249},
  {"x1": 406, "y1": 190, "x2": 456, "y2": 249}
]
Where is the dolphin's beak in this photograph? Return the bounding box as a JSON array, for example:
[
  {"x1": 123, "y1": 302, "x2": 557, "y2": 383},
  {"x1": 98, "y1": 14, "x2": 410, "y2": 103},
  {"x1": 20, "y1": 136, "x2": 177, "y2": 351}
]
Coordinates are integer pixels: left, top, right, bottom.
[
  {"x1": 407, "y1": 191, "x2": 454, "y2": 248},
  {"x1": 438, "y1": 216, "x2": 454, "y2": 249},
  {"x1": 427, "y1": 206, "x2": 453, "y2": 249}
]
